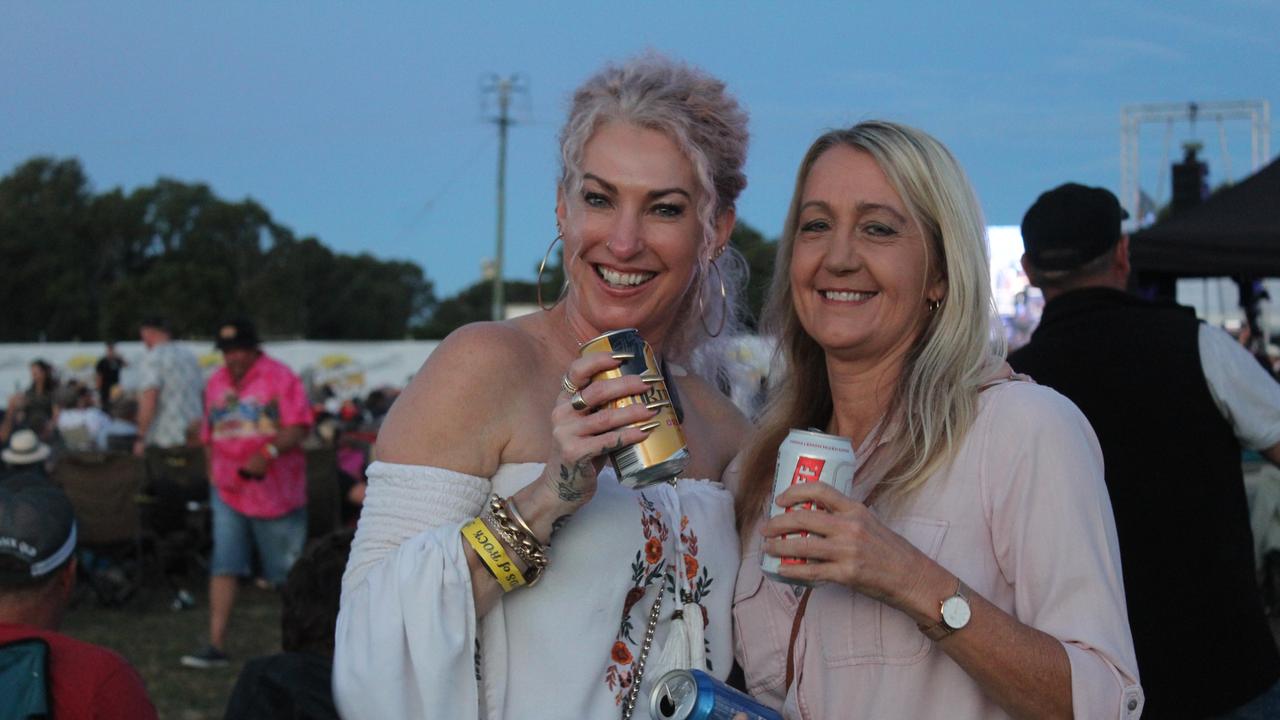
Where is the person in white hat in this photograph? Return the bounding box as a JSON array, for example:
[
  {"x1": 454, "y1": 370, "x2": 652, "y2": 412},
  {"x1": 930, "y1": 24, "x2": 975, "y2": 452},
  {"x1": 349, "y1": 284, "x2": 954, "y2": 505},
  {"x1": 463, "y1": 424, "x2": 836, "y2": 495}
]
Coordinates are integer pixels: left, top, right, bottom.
[{"x1": 1, "y1": 429, "x2": 52, "y2": 482}]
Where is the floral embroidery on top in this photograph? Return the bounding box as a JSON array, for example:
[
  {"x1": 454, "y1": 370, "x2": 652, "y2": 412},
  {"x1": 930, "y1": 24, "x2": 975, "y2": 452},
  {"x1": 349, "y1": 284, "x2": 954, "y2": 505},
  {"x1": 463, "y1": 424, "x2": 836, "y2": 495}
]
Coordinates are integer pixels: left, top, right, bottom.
[
  {"x1": 670, "y1": 514, "x2": 715, "y2": 663},
  {"x1": 604, "y1": 493, "x2": 716, "y2": 705}
]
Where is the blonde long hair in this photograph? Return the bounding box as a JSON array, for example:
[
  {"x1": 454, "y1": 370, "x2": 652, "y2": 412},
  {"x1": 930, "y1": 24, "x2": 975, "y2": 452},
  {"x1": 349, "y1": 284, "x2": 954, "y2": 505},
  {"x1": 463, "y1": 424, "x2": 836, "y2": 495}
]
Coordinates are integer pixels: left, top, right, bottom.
[{"x1": 735, "y1": 121, "x2": 1005, "y2": 530}]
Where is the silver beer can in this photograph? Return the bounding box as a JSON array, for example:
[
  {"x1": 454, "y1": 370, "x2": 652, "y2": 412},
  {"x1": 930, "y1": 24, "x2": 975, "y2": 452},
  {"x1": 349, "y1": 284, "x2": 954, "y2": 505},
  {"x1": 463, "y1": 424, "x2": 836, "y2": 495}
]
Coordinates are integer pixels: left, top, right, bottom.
[{"x1": 760, "y1": 428, "x2": 856, "y2": 586}]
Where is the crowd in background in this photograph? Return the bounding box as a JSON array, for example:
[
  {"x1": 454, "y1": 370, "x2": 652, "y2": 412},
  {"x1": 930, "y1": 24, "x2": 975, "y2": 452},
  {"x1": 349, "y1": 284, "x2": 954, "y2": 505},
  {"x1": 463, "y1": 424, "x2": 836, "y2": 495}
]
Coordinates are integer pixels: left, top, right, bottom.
[
  {"x1": 0, "y1": 345, "x2": 397, "y2": 499},
  {"x1": 0, "y1": 328, "x2": 402, "y2": 718}
]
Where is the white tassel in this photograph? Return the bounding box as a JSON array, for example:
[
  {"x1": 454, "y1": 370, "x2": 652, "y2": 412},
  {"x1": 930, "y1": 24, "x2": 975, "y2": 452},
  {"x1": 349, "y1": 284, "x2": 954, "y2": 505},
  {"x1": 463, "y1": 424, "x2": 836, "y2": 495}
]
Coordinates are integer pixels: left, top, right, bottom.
[
  {"x1": 646, "y1": 602, "x2": 706, "y2": 679},
  {"x1": 645, "y1": 487, "x2": 707, "y2": 682},
  {"x1": 682, "y1": 604, "x2": 706, "y2": 669}
]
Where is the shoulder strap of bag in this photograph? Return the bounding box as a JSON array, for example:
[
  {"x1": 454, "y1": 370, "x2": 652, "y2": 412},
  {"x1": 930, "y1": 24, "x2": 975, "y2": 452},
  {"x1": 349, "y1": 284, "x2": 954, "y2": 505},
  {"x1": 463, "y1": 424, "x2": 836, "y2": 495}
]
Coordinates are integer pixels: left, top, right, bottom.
[{"x1": 784, "y1": 587, "x2": 812, "y2": 692}]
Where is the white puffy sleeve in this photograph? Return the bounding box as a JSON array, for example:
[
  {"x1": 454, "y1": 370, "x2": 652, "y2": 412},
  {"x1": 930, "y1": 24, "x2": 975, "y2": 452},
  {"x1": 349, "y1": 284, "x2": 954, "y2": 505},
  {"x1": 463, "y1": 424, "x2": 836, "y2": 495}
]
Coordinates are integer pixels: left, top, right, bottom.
[
  {"x1": 982, "y1": 384, "x2": 1145, "y2": 720},
  {"x1": 333, "y1": 461, "x2": 490, "y2": 720}
]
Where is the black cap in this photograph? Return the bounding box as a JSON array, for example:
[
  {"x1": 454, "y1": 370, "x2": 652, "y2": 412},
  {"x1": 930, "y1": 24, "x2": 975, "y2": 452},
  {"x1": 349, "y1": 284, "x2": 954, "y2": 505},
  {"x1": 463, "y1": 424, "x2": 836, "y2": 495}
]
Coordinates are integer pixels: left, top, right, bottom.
[
  {"x1": 0, "y1": 474, "x2": 77, "y2": 582},
  {"x1": 1021, "y1": 183, "x2": 1130, "y2": 272},
  {"x1": 215, "y1": 319, "x2": 261, "y2": 351},
  {"x1": 139, "y1": 316, "x2": 171, "y2": 333}
]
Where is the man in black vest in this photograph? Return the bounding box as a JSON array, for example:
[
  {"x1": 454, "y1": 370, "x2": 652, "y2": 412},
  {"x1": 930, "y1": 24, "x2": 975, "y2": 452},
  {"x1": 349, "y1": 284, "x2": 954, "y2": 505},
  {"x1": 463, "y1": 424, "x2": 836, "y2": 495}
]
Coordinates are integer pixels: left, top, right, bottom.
[{"x1": 1009, "y1": 183, "x2": 1280, "y2": 718}]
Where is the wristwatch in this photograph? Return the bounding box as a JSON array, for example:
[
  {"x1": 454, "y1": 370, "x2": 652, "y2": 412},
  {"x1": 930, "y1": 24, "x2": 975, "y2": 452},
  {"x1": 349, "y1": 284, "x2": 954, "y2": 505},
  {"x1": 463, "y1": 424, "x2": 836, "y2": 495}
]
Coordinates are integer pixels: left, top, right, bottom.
[{"x1": 918, "y1": 578, "x2": 971, "y2": 641}]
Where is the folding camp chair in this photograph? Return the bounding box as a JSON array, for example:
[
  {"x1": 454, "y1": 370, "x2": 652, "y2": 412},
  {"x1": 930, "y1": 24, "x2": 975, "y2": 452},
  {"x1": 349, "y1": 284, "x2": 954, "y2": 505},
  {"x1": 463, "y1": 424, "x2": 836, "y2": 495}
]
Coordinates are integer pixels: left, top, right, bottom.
[
  {"x1": 0, "y1": 638, "x2": 51, "y2": 720},
  {"x1": 51, "y1": 451, "x2": 147, "y2": 606}
]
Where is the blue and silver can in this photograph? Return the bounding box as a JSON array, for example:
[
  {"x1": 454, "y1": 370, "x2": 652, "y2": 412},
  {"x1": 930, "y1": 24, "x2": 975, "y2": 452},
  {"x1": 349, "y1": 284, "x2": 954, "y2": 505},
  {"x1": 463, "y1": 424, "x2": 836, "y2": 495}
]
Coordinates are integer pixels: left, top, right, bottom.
[{"x1": 649, "y1": 669, "x2": 781, "y2": 720}]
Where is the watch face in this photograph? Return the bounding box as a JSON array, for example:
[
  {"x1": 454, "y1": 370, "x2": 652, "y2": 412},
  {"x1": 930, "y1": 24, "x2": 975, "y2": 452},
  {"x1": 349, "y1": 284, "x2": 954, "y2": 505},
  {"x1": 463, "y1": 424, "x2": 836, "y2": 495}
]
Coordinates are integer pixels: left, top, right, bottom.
[{"x1": 941, "y1": 595, "x2": 971, "y2": 629}]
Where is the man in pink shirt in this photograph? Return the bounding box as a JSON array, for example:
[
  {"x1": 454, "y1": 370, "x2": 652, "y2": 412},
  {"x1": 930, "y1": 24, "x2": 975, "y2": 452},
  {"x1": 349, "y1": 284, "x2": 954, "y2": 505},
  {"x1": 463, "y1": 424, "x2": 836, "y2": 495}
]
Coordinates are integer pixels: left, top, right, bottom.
[{"x1": 181, "y1": 319, "x2": 312, "y2": 669}]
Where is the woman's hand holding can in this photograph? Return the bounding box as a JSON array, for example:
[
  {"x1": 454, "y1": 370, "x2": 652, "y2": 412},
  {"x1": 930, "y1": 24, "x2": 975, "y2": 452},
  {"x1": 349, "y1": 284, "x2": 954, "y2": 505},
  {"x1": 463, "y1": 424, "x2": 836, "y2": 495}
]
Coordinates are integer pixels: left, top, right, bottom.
[
  {"x1": 540, "y1": 351, "x2": 659, "y2": 510},
  {"x1": 762, "y1": 481, "x2": 940, "y2": 611}
]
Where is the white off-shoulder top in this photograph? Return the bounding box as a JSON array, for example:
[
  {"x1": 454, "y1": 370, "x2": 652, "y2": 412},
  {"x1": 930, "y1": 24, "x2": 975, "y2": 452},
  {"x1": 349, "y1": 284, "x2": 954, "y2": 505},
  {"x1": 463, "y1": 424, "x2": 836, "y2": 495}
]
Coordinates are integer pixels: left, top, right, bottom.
[{"x1": 334, "y1": 461, "x2": 739, "y2": 720}]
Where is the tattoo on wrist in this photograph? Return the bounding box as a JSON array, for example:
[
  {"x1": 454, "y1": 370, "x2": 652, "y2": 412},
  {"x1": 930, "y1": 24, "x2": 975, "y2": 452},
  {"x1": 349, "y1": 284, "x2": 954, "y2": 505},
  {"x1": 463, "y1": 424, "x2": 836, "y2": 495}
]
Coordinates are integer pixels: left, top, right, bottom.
[
  {"x1": 551, "y1": 515, "x2": 572, "y2": 535},
  {"x1": 555, "y1": 461, "x2": 590, "y2": 503}
]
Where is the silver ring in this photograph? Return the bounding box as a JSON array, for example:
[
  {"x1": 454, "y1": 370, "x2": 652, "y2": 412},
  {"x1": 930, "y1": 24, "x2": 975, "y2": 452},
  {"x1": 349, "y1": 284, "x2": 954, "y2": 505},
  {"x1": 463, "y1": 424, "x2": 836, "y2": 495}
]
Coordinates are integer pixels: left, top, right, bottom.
[
  {"x1": 561, "y1": 374, "x2": 579, "y2": 395},
  {"x1": 570, "y1": 391, "x2": 590, "y2": 412}
]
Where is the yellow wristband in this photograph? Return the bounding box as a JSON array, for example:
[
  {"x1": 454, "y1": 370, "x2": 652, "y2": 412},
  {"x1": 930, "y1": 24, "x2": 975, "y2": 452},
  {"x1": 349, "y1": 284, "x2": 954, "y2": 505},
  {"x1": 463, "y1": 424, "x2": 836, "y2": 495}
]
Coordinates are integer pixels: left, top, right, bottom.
[{"x1": 461, "y1": 518, "x2": 527, "y2": 592}]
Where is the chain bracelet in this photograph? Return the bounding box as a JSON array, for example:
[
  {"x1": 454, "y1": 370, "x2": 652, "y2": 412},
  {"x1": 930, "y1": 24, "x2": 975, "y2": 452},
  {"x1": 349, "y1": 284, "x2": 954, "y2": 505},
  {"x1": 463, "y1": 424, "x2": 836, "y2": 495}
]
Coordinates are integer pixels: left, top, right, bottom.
[
  {"x1": 479, "y1": 506, "x2": 539, "y2": 566},
  {"x1": 503, "y1": 495, "x2": 539, "y2": 541},
  {"x1": 479, "y1": 508, "x2": 531, "y2": 568},
  {"x1": 485, "y1": 495, "x2": 549, "y2": 585},
  {"x1": 621, "y1": 577, "x2": 667, "y2": 720}
]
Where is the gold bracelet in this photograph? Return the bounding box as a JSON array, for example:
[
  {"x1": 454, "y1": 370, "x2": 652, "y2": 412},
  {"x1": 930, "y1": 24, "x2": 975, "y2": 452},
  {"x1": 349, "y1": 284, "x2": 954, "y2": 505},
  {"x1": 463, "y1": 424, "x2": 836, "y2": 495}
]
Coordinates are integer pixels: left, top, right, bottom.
[
  {"x1": 480, "y1": 507, "x2": 533, "y2": 569},
  {"x1": 460, "y1": 518, "x2": 526, "y2": 592},
  {"x1": 504, "y1": 496, "x2": 538, "y2": 543},
  {"x1": 489, "y1": 495, "x2": 549, "y2": 565},
  {"x1": 480, "y1": 506, "x2": 547, "y2": 586},
  {"x1": 486, "y1": 494, "x2": 549, "y2": 586}
]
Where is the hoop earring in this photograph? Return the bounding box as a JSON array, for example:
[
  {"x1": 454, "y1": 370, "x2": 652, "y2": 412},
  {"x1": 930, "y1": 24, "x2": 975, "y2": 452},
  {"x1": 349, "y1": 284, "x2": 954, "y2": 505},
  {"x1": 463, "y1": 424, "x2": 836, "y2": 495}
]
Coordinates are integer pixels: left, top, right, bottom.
[
  {"x1": 697, "y1": 259, "x2": 728, "y2": 337},
  {"x1": 537, "y1": 233, "x2": 567, "y2": 312}
]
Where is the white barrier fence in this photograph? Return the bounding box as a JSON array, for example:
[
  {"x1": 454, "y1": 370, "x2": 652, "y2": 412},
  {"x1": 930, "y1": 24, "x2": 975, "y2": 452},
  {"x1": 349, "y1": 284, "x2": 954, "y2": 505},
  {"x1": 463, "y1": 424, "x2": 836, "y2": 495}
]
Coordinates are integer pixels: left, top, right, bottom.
[
  {"x1": 0, "y1": 340, "x2": 442, "y2": 402},
  {"x1": 1, "y1": 335, "x2": 782, "y2": 419}
]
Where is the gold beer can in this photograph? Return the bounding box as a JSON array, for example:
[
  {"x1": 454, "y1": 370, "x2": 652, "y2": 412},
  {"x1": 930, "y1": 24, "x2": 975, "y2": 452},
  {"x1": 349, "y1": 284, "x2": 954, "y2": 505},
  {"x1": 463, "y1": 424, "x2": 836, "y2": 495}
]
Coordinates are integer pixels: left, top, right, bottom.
[{"x1": 579, "y1": 328, "x2": 689, "y2": 488}]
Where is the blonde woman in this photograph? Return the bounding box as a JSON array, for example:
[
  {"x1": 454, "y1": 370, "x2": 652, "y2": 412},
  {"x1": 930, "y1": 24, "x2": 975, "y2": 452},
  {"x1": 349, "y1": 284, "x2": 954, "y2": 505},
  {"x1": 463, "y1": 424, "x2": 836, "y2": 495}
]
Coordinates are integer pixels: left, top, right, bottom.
[
  {"x1": 730, "y1": 122, "x2": 1143, "y2": 719},
  {"x1": 335, "y1": 55, "x2": 751, "y2": 720}
]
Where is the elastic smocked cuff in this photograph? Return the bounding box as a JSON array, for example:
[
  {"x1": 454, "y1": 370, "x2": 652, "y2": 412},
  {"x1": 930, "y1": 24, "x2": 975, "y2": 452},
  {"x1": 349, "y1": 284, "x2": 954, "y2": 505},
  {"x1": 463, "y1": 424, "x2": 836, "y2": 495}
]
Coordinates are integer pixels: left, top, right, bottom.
[
  {"x1": 363, "y1": 461, "x2": 490, "y2": 525},
  {"x1": 342, "y1": 462, "x2": 492, "y2": 594}
]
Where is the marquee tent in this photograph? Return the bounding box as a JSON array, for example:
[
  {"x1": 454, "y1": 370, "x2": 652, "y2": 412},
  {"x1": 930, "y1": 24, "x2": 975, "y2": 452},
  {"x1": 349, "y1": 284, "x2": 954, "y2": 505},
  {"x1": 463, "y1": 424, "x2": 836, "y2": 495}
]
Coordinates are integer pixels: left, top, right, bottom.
[{"x1": 1130, "y1": 158, "x2": 1280, "y2": 277}]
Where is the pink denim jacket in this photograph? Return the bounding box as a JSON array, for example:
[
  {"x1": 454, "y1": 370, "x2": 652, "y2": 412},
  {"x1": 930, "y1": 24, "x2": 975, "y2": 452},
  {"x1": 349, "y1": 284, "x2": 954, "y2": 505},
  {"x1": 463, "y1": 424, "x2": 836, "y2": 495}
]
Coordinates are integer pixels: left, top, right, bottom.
[{"x1": 733, "y1": 380, "x2": 1143, "y2": 719}]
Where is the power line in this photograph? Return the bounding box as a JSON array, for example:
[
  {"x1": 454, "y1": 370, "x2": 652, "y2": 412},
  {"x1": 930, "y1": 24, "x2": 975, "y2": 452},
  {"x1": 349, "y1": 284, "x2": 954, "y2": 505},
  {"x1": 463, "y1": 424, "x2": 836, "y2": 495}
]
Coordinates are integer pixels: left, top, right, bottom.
[{"x1": 395, "y1": 132, "x2": 495, "y2": 244}]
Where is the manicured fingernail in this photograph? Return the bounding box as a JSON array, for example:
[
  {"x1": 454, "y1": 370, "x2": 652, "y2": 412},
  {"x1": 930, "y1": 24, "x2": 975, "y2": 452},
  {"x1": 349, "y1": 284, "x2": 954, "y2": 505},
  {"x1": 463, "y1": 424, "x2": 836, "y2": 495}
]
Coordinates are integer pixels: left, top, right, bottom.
[
  {"x1": 640, "y1": 375, "x2": 663, "y2": 384},
  {"x1": 637, "y1": 421, "x2": 661, "y2": 433},
  {"x1": 610, "y1": 352, "x2": 635, "y2": 360},
  {"x1": 644, "y1": 400, "x2": 671, "y2": 411}
]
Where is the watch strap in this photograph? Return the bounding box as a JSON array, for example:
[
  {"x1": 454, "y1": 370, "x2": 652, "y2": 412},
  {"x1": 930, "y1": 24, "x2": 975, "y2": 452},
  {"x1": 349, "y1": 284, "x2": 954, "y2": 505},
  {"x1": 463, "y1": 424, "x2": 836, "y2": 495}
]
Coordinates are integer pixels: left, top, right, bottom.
[
  {"x1": 917, "y1": 578, "x2": 969, "y2": 641},
  {"x1": 918, "y1": 617, "x2": 956, "y2": 641}
]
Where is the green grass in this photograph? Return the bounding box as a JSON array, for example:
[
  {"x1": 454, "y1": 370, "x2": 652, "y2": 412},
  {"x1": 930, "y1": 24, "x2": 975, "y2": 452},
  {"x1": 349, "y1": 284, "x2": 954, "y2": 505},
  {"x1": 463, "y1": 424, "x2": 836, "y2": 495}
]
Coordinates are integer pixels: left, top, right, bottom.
[{"x1": 61, "y1": 580, "x2": 282, "y2": 720}]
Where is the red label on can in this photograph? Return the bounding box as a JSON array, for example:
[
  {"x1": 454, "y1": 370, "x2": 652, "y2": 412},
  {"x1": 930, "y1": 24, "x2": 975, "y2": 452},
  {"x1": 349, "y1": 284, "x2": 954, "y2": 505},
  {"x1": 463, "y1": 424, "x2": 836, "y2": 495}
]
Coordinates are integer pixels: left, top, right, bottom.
[
  {"x1": 781, "y1": 455, "x2": 826, "y2": 564},
  {"x1": 789, "y1": 456, "x2": 825, "y2": 500}
]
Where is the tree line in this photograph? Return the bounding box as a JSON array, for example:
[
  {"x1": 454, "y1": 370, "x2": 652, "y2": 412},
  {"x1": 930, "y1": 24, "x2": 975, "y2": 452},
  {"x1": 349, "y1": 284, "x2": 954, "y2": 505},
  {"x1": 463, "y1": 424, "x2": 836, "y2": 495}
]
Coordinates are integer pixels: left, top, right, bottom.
[{"x1": 0, "y1": 157, "x2": 776, "y2": 342}]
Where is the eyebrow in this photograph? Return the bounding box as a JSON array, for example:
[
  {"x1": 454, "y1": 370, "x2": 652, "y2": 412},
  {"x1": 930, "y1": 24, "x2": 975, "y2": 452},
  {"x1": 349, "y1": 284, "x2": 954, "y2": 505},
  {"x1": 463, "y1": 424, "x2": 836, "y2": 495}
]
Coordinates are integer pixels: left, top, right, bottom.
[
  {"x1": 857, "y1": 202, "x2": 909, "y2": 224},
  {"x1": 799, "y1": 199, "x2": 832, "y2": 215},
  {"x1": 583, "y1": 173, "x2": 692, "y2": 201},
  {"x1": 798, "y1": 199, "x2": 909, "y2": 224}
]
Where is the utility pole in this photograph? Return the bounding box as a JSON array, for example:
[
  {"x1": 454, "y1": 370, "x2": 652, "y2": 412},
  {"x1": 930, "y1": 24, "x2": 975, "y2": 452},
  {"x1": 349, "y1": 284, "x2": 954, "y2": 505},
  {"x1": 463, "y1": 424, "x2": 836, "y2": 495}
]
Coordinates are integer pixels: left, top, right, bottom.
[{"x1": 482, "y1": 75, "x2": 527, "y2": 321}]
